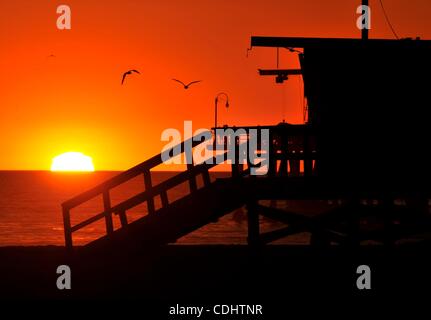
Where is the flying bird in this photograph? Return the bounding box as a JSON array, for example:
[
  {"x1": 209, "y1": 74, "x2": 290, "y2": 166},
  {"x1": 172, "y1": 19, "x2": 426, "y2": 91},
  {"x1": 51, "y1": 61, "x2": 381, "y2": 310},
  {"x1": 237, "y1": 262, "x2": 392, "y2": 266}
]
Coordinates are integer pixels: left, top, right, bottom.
[
  {"x1": 172, "y1": 79, "x2": 202, "y2": 89},
  {"x1": 121, "y1": 69, "x2": 140, "y2": 85}
]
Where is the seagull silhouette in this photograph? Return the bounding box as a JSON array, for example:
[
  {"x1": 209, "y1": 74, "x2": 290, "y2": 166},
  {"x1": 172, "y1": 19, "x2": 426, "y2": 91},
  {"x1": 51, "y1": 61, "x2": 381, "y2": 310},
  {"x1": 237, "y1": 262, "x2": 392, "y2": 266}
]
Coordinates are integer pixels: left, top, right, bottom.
[
  {"x1": 172, "y1": 79, "x2": 202, "y2": 89},
  {"x1": 121, "y1": 69, "x2": 140, "y2": 85}
]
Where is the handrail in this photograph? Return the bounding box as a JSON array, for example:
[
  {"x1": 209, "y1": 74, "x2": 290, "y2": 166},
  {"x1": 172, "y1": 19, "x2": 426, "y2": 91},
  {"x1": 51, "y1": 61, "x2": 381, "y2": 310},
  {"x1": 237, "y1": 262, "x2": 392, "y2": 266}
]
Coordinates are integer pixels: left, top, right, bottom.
[
  {"x1": 69, "y1": 159, "x2": 223, "y2": 233},
  {"x1": 61, "y1": 131, "x2": 242, "y2": 249},
  {"x1": 61, "y1": 125, "x2": 318, "y2": 249},
  {"x1": 62, "y1": 134, "x2": 204, "y2": 210}
]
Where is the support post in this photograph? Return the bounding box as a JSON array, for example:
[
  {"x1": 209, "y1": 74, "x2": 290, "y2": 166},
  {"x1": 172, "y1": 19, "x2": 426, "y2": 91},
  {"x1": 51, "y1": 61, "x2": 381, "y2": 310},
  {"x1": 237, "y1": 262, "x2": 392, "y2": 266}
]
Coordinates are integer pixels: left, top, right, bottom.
[
  {"x1": 214, "y1": 98, "x2": 218, "y2": 130},
  {"x1": 160, "y1": 190, "x2": 169, "y2": 208},
  {"x1": 279, "y1": 132, "x2": 288, "y2": 176},
  {"x1": 187, "y1": 164, "x2": 198, "y2": 192},
  {"x1": 232, "y1": 136, "x2": 242, "y2": 178},
  {"x1": 184, "y1": 146, "x2": 197, "y2": 192},
  {"x1": 62, "y1": 205, "x2": 73, "y2": 249},
  {"x1": 362, "y1": 0, "x2": 369, "y2": 40},
  {"x1": 303, "y1": 130, "x2": 313, "y2": 177},
  {"x1": 103, "y1": 190, "x2": 114, "y2": 235},
  {"x1": 247, "y1": 199, "x2": 260, "y2": 246},
  {"x1": 267, "y1": 130, "x2": 277, "y2": 176},
  {"x1": 202, "y1": 168, "x2": 211, "y2": 187},
  {"x1": 144, "y1": 169, "x2": 156, "y2": 215},
  {"x1": 118, "y1": 210, "x2": 128, "y2": 228},
  {"x1": 345, "y1": 199, "x2": 361, "y2": 247}
]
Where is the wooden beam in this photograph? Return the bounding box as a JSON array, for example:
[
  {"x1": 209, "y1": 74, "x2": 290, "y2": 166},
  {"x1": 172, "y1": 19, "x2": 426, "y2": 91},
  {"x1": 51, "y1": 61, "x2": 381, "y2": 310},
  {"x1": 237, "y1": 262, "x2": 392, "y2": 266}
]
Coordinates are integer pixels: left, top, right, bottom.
[
  {"x1": 362, "y1": 0, "x2": 369, "y2": 40},
  {"x1": 260, "y1": 223, "x2": 346, "y2": 245},
  {"x1": 62, "y1": 206, "x2": 73, "y2": 249},
  {"x1": 187, "y1": 164, "x2": 198, "y2": 193},
  {"x1": 247, "y1": 199, "x2": 260, "y2": 246},
  {"x1": 303, "y1": 131, "x2": 313, "y2": 177},
  {"x1": 250, "y1": 36, "x2": 431, "y2": 48},
  {"x1": 144, "y1": 170, "x2": 156, "y2": 215},
  {"x1": 103, "y1": 190, "x2": 114, "y2": 235},
  {"x1": 118, "y1": 210, "x2": 128, "y2": 228},
  {"x1": 258, "y1": 69, "x2": 302, "y2": 76},
  {"x1": 202, "y1": 169, "x2": 211, "y2": 187},
  {"x1": 259, "y1": 224, "x2": 306, "y2": 244},
  {"x1": 62, "y1": 133, "x2": 211, "y2": 209},
  {"x1": 71, "y1": 211, "x2": 106, "y2": 232},
  {"x1": 256, "y1": 204, "x2": 308, "y2": 225},
  {"x1": 160, "y1": 190, "x2": 169, "y2": 208}
]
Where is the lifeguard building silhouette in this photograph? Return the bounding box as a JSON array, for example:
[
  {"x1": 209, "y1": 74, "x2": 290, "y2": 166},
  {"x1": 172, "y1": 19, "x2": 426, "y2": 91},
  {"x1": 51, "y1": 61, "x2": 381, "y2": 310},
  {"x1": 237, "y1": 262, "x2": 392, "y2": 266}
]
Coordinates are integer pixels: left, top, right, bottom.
[{"x1": 62, "y1": 4, "x2": 431, "y2": 251}]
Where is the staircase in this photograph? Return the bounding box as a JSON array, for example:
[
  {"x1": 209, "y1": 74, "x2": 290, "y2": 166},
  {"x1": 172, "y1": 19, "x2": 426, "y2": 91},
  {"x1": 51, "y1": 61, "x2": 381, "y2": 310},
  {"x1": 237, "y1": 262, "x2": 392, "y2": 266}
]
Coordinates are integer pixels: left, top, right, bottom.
[{"x1": 61, "y1": 132, "x2": 253, "y2": 250}]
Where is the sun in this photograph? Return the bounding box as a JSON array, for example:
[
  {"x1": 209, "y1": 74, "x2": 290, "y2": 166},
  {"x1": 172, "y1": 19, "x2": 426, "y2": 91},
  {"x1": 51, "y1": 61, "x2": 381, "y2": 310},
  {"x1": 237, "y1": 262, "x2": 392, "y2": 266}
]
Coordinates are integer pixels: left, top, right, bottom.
[{"x1": 51, "y1": 152, "x2": 95, "y2": 172}]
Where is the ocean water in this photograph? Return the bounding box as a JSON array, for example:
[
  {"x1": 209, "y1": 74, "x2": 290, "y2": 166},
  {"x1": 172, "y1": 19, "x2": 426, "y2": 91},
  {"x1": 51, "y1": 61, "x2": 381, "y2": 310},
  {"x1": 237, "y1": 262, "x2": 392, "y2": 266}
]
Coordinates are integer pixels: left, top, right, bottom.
[{"x1": 0, "y1": 171, "x2": 311, "y2": 246}]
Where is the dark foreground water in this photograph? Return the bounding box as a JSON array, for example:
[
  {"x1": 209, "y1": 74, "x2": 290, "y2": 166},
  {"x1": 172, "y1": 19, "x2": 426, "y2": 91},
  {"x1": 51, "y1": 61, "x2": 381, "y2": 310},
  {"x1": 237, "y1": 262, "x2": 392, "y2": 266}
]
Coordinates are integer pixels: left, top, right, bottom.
[{"x1": 0, "y1": 171, "x2": 311, "y2": 246}]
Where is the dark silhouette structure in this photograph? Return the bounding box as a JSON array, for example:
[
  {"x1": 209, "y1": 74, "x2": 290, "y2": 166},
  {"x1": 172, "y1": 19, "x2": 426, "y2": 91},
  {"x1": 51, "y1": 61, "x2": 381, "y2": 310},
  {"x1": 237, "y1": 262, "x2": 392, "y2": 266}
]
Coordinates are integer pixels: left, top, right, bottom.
[
  {"x1": 261, "y1": 37, "x2": 431, "y2": 193},
  {"x1": 62, "y1": 35, "x2": 431, "y2": 251}
]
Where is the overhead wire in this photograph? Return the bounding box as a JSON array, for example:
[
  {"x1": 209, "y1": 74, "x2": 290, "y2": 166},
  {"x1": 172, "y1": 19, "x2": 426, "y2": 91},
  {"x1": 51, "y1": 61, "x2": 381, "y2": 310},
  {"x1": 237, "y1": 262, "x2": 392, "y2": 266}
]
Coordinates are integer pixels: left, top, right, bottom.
[{"x1": 378, "y1": 0, "x2": 400, "y2": 39}]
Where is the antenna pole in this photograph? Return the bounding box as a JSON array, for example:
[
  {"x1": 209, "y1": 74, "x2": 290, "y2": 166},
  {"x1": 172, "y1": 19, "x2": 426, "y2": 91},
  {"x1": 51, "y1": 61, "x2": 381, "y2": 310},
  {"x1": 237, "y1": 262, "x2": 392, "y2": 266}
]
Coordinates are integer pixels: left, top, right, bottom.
[{"x1": 362, "y1": 0, "x2": 369, "y2": 40}]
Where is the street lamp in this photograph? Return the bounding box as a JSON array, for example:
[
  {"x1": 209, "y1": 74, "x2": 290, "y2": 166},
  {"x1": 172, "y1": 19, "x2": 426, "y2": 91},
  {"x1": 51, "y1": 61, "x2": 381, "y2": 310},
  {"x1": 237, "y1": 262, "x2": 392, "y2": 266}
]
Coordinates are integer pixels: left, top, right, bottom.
[{"x1": 214, "y1": 92, "x2": 230, "y2": 129}]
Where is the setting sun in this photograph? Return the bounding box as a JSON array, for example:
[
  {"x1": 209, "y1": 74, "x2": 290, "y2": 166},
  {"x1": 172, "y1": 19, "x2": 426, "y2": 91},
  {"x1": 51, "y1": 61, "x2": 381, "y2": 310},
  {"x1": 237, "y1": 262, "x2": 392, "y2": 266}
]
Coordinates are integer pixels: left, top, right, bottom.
[{"x1": 50, "y1": 152, "x2": 95, "y2": 172}]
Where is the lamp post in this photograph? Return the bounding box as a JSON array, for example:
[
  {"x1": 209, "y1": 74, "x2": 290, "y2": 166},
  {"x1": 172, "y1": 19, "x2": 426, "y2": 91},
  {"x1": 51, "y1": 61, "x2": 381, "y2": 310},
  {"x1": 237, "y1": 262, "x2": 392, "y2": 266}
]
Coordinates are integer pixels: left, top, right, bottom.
[{"x1": 214, "y1": 92, "x2": 230, "y2": 129}]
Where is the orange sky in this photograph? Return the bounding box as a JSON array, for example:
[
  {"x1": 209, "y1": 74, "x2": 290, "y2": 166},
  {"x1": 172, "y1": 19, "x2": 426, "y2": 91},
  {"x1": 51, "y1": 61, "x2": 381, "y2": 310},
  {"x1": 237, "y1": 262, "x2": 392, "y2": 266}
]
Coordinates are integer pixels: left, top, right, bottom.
[{"x1": 0, "y1": 0, "x2": 430, "y2": 170}]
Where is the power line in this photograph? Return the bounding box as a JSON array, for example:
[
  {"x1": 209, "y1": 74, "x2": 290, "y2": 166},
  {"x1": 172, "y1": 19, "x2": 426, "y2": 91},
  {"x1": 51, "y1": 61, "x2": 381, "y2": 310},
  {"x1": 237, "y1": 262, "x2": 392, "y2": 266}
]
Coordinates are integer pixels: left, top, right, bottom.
[{"x1": 378, "y1": 0, "x2": 400, "y2": 39}]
